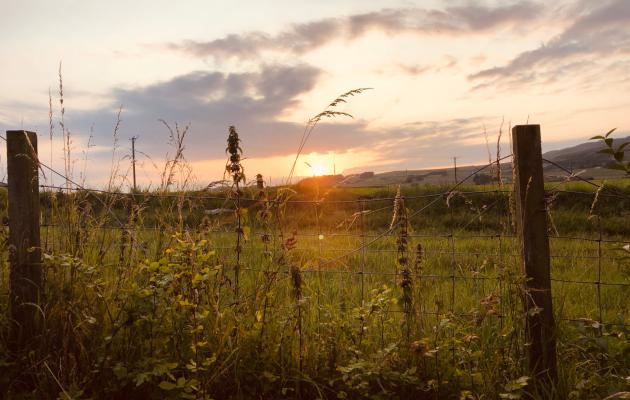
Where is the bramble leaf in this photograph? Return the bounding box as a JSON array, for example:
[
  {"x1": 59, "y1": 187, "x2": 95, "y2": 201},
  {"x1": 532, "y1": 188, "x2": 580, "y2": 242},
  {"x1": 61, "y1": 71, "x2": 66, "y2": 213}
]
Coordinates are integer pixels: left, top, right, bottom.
[{"x1": 159, "y1": 381, "x2": 176, "y2": 390}]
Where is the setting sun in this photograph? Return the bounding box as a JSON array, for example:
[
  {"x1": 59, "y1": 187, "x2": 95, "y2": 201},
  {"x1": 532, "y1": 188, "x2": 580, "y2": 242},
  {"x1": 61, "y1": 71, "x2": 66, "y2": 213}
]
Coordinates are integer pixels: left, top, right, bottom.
[
  {"x1": 311, "y1": 164, "x2": 327, "y2": 176},
  {"x1": 303, "y1": 152, "x2": 339, "y2": 177}
]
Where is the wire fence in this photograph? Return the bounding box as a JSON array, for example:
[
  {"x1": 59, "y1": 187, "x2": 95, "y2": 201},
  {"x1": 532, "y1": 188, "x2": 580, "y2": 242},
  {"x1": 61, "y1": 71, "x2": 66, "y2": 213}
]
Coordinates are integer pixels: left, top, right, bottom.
[
  {"x1": 2, "y1": 128, "x2": 630, "y2": 395},
  {"x1": 27, "y1": 154, "x2": 630, "y2": 333}
]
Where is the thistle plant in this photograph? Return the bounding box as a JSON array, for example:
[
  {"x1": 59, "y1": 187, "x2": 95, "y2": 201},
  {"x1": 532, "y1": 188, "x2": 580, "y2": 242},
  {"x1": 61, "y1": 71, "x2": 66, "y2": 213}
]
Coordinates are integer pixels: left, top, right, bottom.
[
  {"x1": 255, "y1": 173, "x2": 271, "y2": 256},
  {"x1": 226, "y1": 126, "x2": 245, "y2": 187},
  {"x1": 290, "y1": 262, "x2": 304, "y2": 375},
  {"x1": 255, "y1": 173, "x2": 264, "y2": 190},
  {"x1": 413, "y1": 243, "x2": 424, "y2": 278},
  {"x1": 391, "y1": 186, "x2": 413, "y2": 341},
  {"x1": 254, "y1": 173, "x2": 276, "y2": 347},
  {"x1": 225, "y1": 126, "x2": 245, "y2": 305}
]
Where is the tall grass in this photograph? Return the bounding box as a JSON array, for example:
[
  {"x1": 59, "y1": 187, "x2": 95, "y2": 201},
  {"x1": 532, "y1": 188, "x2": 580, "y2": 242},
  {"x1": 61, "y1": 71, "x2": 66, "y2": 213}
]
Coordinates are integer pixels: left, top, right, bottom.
[{"x1": 0, "y1": 85, "x2": 628, "y2": 399}]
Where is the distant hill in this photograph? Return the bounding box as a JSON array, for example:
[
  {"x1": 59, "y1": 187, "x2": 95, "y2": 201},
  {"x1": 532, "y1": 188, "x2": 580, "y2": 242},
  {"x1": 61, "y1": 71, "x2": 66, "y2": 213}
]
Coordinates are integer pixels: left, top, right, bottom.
[
  {"x1": 336, "y1": 164, "x2": 513, "y2": 187},
  {"x1": 543, "y1": 136, "x2": 630, "y2": 170},
  {"x1": 324, "y1": 137, "x2": 629, "y2": 188},
  {"x1": 296, "y1": 174, "x2": 345, "y2": 188}
]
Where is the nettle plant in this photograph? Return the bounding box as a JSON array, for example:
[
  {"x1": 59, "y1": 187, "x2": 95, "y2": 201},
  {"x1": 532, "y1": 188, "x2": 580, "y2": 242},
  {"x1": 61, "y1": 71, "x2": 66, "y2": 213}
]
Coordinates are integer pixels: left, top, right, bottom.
[
  {"x1": 590, "y1": 129, "x2": 630, "y2": 262},
  {"x1": 590, "y1": 128, "x2": 630, "y2": 175}
]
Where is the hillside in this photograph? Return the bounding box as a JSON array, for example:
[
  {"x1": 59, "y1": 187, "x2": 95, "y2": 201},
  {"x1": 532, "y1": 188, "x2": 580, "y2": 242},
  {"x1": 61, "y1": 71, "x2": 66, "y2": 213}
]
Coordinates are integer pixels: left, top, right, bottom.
[
  {"x1": 300, "y1": 137, "x2": 629, "y2": 188},
  {"x1": 543, "y1": 136, "x2": 630, "y2": 169}
]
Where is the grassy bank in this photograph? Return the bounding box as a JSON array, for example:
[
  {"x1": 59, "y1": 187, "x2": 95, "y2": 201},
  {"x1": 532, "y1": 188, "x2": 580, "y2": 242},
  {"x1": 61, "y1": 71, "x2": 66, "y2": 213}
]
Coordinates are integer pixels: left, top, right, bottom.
[{"x1": 0, "y1": 179, "x2": 628, "y2": 398}]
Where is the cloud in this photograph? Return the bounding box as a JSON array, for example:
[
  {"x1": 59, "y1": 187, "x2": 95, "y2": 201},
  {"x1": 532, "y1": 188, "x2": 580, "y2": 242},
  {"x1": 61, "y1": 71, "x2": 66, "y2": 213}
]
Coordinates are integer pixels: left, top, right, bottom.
[
  {"x1": 469, "y1": 0, "x2": 630, "y2": 89},
  {"x1": 395, "y1": 55, "x2": 458, "y2": 76},
  {"x1": 58, "y1": 62, "x2": 503, "y2": 179},
  {"x1": 0, "y1": 62, "x2": 516, "y2": 187},
  {"x1": 372, "y1": 117, "x2": 489, "y2": 156},
  {"x1": 65, "y1": 64, "x2": 327, "y2": 160},
  {"x1": 341, "y1": 116, "x2": 511, "y2": 173},
  {"x1": 169, "y1": 2, "x2": 543, "y2": 60},
  {"x1": 396, "y1": 64, "x2": 432, "y2": 76}
]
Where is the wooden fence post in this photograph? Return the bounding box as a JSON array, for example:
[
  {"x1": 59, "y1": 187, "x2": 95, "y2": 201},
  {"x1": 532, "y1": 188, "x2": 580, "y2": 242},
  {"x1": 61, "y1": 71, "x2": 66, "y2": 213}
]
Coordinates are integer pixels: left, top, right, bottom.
[
  {"x1": 6, "y1": 130, "x2": 42, "y2": 353},
  {"x1": 511, "y1": 125, "x2": 557, "y2": 389}
]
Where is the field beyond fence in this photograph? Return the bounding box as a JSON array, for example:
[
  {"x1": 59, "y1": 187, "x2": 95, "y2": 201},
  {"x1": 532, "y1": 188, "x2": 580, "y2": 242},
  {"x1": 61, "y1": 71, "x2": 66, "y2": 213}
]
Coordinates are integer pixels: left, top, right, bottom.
[{"x1": 1, "y1": 127, "x2": 629, "y2": 399}]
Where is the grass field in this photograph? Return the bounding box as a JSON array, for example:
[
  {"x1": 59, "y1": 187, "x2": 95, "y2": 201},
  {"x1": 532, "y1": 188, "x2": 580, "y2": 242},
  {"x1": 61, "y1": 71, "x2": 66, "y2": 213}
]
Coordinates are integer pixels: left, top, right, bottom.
[{"x1": 1, "y1": 179, "x2": 629, "y2": 399}]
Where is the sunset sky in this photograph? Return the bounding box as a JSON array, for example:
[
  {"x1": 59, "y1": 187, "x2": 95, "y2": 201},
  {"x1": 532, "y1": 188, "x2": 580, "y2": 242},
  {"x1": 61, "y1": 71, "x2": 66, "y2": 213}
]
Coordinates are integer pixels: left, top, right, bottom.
[{"x1": 1, "y1": 0, "x2": 629, "y2": 187}]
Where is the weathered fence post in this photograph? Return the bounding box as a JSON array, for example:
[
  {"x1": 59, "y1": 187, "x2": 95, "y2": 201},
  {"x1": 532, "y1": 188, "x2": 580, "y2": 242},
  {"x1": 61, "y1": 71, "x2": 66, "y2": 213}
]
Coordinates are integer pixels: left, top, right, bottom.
[
  {"x1": 6, "y1": 130, "x2": 42, "y2": 352},
  {"x1": 511, "y1": 125, "x2": 557, "y2": 389}
]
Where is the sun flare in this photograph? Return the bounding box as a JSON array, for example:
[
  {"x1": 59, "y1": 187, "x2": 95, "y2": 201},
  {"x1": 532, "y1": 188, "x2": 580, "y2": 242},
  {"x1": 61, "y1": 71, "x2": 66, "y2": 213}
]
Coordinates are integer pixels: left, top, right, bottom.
[{"x1": 311, "y1": 164, "x2": 327, "y2": 176}]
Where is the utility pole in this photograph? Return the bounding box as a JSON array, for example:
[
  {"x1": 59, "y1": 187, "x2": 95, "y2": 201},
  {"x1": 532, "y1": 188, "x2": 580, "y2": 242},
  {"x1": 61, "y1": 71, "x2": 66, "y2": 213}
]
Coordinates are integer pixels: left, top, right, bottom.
[
  {"x1": 131, "y1": 136, "x2": 137, "y2": 192},
  {"x1": 453, "y1": 156, "x2": 458, "y2": 183}
]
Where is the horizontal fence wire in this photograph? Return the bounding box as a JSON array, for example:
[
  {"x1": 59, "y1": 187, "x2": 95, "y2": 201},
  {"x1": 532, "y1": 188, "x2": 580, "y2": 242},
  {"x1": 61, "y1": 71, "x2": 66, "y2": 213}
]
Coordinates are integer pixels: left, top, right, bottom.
[
  {"x1": 38, "y1": 183, "x2": 630, "y2": 201},
  {"x1": 38, "y1": 183, "x2": 517, "y2": 203},
  {"x1": 3, "y1": 143, "x2": 626, "y2": 339},
  {"x1": 31, "y1": 224, "x2": 630, "y2": 245}
]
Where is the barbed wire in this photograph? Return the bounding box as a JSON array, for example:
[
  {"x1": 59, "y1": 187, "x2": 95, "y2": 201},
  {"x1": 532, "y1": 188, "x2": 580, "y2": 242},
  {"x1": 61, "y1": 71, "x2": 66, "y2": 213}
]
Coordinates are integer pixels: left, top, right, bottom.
[
  {"x1": 31, "y1": 224, "x2": 630, "y2": 245},
  {"x1": 38, "y1": 183, "x2": 516, "y2": 204},
  {"x1": 542, "y1": 157, "x2": 630, "y2": 200},
  {"x1": 0, "y1": 133, "x2": 126, "y2": 228},
  {"x1": 3, "y1": 132, "x2": 628, "y2": 342}
]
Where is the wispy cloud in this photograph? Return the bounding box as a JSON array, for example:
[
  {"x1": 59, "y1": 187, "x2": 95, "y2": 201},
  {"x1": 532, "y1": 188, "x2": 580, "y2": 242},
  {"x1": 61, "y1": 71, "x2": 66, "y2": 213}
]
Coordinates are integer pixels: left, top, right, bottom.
[
  {"x1": 168, "y1": 2, "x2": 544, "y2": 60},
  {"x1": 65, "y1": 64, "x2": 322, "y2": 159},
  {"x1": 58, "y1": 63, "x2": 502, "y2": 173},
  {"x1": 395, "y1": 55, "x2": 458, "y2": 76},
  {"x1": 469, "y1": 0, "x2": 630, "y2": 90}
]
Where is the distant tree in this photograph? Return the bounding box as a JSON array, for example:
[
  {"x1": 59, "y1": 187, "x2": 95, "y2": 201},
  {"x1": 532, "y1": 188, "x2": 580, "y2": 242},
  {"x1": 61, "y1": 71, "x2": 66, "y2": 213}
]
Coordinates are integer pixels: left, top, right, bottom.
[
  {"x1": 405, "y1": 175, "x2": 423, "y2": 183},
  {"x1": 359, "y1": 171, "x2": 375, "y2": 179},
  {"x1": 473, "y1": 173, "x2": 493, "y2": 185}
]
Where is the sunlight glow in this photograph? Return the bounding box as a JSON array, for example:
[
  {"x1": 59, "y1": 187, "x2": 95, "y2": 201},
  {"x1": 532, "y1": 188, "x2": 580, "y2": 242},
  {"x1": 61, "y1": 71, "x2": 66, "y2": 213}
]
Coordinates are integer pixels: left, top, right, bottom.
[{"x1": 311, "y1": 164, "x2": 327, "y2": 176}]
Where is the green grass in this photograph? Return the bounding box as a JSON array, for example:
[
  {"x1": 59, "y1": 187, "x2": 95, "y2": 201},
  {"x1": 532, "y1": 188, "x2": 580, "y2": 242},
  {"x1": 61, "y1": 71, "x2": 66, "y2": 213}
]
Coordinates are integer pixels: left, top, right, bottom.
[{"x1": 0, "y1": 182, "x2": 629, "y2": 399}]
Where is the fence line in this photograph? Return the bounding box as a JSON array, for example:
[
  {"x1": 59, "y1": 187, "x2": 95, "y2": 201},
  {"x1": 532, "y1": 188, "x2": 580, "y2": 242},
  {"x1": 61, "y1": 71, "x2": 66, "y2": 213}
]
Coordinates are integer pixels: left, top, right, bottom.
[
  {"x1": 4, "y1": 127, "x2": 630, "y2": 395},
  {"x1": 37, "y1": 183, "x2": 630, "y2": 201},
  {"x1": 30, "y1": 224, "x2": 630, "y2": 245}
]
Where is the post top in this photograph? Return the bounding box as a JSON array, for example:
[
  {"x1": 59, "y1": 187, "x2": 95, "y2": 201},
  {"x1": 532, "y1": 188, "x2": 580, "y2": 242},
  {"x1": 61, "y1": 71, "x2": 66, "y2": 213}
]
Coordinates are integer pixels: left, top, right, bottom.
[
  {"x1": 6, "y1": 130, "x2": 37, "y2": 135},
  {"x1": 512, "y1": 124, "x2": 540, "y2": 128}
]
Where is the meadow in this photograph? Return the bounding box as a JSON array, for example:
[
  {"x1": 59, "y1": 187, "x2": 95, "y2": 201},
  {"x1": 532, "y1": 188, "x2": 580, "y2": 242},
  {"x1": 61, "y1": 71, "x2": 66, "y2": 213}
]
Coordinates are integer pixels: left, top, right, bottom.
[{"x1": 1, "y1": 167, "x2": 629, "y2": 398}]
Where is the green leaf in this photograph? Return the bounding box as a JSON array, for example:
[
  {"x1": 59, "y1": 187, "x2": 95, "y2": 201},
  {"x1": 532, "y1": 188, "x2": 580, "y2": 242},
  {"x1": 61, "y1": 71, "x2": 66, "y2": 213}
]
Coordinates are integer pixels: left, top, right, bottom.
[
  {"x1": 242, "y1": 226, "x2": 251, "y2": 241},
  {"x1": 159, "y1": 381, "x2": 176, "y2": 391},
  {"x1": 263, "y1": 371, "x2": 278, "y2": 382},
  {"x1": 614, "y1": 151, "x2": 624, "y2": 162},
  {"x1": 597, "y1": 148, "x2": 615, "y2": 155},
  {"x1": 589, "y1": 135, "x2": 605, "y2": 140},
  {"x1": 134, "y1": 373, "x2": 150, "y2": 387},
  {"x1": 605, "y1": 138, "x2": 614, "y2": 147},
  {"x1": 112, "y1": 364, "x2": 127, "y2": 379},
  {"x1": 608, "y1": 163, "x2": 628, "y2": 171},
  {"x1": 604, "y1": 128, "x2": 617, "y2": 138}
]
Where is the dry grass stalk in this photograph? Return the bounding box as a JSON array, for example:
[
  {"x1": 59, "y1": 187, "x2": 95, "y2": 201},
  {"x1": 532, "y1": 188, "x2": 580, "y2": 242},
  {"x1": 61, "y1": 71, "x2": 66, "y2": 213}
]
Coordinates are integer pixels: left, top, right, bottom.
[
  {"x1": 496, "y1": 117, "x2": 504, "y2": 185},
  {"x1": 287, "y1": 88, "x2": 371, "y2": 184}
]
